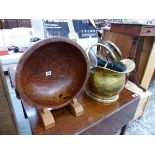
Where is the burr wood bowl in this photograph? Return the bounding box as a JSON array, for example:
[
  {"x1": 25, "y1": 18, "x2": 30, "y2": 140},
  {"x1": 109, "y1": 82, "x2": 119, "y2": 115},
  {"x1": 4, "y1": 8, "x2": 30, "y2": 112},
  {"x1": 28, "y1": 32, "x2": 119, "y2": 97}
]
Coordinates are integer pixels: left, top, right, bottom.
[{"x1": 15, "y1": 37, "x2": 89, "y2": 109}]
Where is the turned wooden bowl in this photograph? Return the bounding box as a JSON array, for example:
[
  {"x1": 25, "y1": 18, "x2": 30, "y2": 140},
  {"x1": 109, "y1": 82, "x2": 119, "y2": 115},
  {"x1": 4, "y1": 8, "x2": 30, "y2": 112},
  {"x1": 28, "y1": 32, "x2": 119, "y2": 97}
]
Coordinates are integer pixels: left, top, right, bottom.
[{"x1": 15, "y1": 37, "x2": 89, "y2": 109}]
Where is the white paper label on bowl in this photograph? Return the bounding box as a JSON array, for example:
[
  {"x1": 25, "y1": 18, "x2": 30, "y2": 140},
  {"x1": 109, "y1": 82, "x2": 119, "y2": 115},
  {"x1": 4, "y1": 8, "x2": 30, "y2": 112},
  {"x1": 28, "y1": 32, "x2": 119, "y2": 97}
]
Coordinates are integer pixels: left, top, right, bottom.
[{"x1": 46, "y1": 71, "x2": 52, "y2": 76}]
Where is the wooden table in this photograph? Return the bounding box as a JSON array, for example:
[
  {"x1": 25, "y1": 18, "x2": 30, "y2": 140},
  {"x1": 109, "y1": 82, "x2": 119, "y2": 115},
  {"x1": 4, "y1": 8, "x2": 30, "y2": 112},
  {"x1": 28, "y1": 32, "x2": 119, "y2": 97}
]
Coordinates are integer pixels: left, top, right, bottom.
[{"x1": 8, "y1": 65, "x2": 140, "y2": 135}]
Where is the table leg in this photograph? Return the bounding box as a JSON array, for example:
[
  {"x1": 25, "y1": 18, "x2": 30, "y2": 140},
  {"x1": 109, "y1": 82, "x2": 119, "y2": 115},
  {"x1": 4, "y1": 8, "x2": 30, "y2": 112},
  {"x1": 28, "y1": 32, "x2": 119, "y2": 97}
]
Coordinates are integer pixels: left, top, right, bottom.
[{"x1": 120, "y1": 125, "x2": 127, "y2": 135}]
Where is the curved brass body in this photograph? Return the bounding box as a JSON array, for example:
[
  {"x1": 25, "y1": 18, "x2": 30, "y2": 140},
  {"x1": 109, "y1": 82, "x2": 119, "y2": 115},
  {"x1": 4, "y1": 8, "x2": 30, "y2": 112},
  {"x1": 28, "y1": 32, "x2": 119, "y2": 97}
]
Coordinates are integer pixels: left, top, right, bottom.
[{"x1": 85, "y1": 67, "x2": 126, "y2": 103}]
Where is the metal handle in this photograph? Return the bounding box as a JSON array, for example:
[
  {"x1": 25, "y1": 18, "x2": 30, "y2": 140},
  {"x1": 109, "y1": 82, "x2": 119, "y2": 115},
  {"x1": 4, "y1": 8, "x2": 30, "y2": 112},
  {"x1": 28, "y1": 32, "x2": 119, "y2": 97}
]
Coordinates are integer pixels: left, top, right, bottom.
[{"x1": 87, "y1": 43, "x2": 118, "y2": 61}]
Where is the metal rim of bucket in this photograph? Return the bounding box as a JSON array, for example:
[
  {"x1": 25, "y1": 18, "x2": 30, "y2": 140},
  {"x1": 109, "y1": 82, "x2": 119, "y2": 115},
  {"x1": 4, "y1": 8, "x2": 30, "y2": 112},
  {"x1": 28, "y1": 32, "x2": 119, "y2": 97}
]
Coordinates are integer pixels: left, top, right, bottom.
[{"x1": 85, "y1": 89, "x2": 119, "y2": 104}]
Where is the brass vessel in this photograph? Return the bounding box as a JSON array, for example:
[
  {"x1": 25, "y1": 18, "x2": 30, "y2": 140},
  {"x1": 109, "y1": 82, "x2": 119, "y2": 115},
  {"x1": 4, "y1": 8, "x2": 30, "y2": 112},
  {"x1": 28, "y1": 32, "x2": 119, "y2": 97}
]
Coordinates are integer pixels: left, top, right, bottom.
[{"x1": 85, "y1": 43, "x2": 135, "y2": 104}]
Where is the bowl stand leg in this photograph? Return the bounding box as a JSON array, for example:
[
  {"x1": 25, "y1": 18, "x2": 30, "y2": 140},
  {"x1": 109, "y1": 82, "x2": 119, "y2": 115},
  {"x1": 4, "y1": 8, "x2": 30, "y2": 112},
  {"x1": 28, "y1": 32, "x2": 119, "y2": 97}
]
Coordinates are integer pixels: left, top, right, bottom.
[
  {"x1": 69, "y1": 98, "x2": 84, "y2": 116},
  {"x1": 38, "y1": 98, "x2": 83, "y2": 130},
  {"x1": 38, "y1": 108, "x2": 55, "y2": 130}
]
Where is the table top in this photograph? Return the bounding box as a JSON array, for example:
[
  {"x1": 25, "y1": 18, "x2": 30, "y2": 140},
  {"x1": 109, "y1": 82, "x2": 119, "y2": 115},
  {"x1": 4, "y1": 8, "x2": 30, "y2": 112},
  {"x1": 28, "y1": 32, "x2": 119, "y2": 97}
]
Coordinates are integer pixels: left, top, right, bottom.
[
  {"x1": 110, "y1": 23, "x2": 155, "y2": 36},
  {"x1": 22, "y1": 88, "x2": 139, "y2": 135}
]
